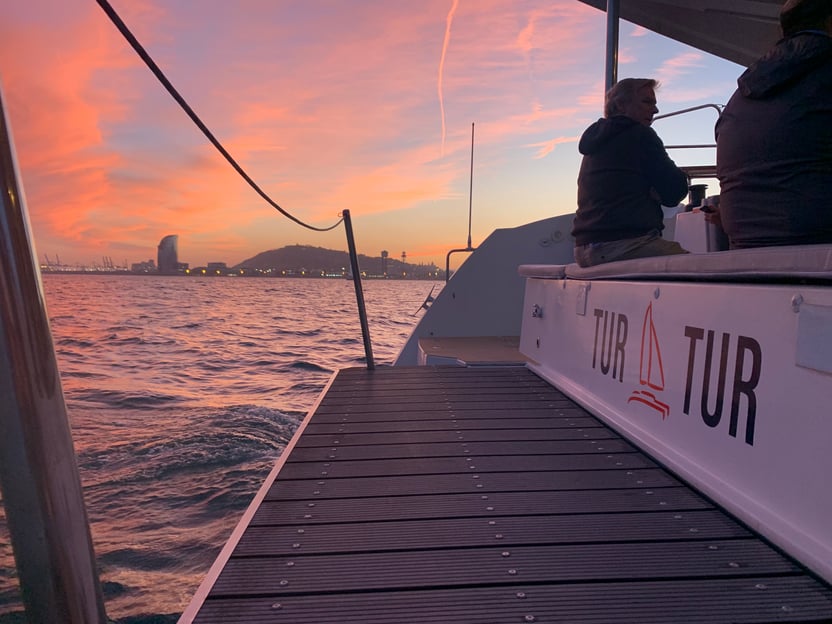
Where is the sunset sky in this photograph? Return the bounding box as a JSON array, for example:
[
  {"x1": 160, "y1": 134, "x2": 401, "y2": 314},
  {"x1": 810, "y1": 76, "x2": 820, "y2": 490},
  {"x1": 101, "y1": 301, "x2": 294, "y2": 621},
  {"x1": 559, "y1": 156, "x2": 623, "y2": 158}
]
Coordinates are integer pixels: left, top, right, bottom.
[{"x1": 1, "y1": 1, "x2": 744, "y2": 269}]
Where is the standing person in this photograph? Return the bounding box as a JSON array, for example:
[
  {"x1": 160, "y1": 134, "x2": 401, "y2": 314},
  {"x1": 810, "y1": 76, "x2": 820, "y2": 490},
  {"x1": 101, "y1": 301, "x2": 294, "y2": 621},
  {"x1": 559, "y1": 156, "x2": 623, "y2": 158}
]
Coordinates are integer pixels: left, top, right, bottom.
[
  {"x1": 714, "y1": 0, "x2": 832, "y2": 249},
  {"x1": 571, "y1": 78, "x2": 689, "y2": 267}
]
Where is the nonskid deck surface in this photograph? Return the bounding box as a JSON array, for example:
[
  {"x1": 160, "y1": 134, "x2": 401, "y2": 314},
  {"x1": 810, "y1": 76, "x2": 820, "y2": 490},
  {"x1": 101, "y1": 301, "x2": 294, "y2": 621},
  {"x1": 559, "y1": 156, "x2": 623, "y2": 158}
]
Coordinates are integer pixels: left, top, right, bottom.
[{"x1": 192, "y1": 366, "x2": 832, "y2": 623}]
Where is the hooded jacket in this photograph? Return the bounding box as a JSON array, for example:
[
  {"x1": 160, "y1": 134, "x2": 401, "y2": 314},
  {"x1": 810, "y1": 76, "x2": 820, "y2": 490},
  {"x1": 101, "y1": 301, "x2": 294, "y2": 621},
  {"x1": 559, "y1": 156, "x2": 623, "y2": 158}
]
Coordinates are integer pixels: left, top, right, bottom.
[
  {"x1": 571, "y1": 116, "x2": 688, "y2": 246},
  {"x1": 716, "y1": 32, "x2": 832, "y2": 248}
]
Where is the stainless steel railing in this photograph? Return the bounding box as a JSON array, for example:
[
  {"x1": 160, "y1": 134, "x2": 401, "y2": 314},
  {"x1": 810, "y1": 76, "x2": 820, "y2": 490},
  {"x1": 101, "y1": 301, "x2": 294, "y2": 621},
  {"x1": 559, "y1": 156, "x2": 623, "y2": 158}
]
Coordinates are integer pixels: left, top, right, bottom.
[{"x1": 0, "y1": 84, "x2": 108, "y2": 622}]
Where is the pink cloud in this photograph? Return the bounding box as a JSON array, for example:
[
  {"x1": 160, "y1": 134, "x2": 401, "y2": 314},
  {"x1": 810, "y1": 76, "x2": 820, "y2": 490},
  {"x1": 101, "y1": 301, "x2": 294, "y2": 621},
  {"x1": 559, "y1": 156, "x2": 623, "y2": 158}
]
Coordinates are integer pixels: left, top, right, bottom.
[{"x1": 1, "y1": 0, "x2": 615, "y2": 266}]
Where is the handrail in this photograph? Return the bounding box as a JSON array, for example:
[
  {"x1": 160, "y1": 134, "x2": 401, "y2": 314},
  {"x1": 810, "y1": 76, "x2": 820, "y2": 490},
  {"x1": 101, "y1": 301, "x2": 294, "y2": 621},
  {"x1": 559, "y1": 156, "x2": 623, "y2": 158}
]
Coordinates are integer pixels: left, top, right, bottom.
[
  {"x1": 342, "y1": 210, "x2": 375, "y2": 370},
  {"x1": 0, "y1": 86, "x2": 108, "y2": 622},
  {"x1": 653, "y1": 102, "x2": 724, "y2": 122},
  {"x1": 445, "y1": 247, "x2": 476, "y2": 283},
  {"x1": 655, "y1": 103, "x2": 724, "y2": 153}
]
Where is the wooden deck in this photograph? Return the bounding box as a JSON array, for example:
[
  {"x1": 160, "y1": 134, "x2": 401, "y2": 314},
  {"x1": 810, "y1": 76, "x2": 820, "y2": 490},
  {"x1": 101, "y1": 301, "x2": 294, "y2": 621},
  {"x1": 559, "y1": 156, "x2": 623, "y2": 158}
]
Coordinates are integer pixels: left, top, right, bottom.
[{"x1": 189, "y1": 366, "x2": 832, "y2": 623}]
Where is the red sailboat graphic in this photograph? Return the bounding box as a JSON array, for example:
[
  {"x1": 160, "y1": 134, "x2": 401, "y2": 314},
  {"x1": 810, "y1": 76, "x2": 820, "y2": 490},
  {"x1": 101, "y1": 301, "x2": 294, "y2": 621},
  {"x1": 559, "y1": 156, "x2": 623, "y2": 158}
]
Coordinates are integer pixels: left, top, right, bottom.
[{"x1": 627, "y1": 302, "x2": 670, "y2": 419}]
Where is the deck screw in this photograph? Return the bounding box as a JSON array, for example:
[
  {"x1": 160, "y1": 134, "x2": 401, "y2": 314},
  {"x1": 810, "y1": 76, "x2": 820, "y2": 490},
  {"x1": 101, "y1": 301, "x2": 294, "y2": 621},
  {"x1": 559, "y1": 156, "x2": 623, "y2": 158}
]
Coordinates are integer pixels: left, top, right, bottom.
[
  {"x1": 286, "y1": 561, "x2": 295, "y2": 567},
  {"x1": 502, "y1": 551, "x2": 511, "y2": 557},
  {"x1": 524, "y1": 616, "x2": 536, "y2": 623},
  {"x1": 304, "y1": 514, "x2": 312, "y2": 519},
  {"x1": 279, "y1": 580, "x2": 289, "y2": 586},
  {"x1": 473, "y1": 475, "x2": 480, "y2": 479},
  {"x1": 645, "y1": 491, "x2": 653, "y2": 495},
  {"x1": 476, "y1": 484, "x2": 483, "y2": 488},
  {"x1": 489, "y1": 521, "x2": 496, "y2": 525},
  {"x1": 496, "y1": 534, "x2": 504, "y2": 539},
  {"x1": 313, "y1": 491, "x2": 321, "y2": 495},
  {"x1": 755, "y1": 583, "x2": 767, "y2": 590},
  {"x1": 292, "y1": 543, "x2": 301, "y2": 548},
  {"x1": 689, "y1": 528, "x2": 699, "y2": 533},
  {"x1": 516, "y1": 592, "x2": 526, "y2": 599},
  {"x1": 481, "y1": 495, "x2": 489, "y2": 500},
  {"x1": 321, "y1": 471, "x2": 328, "y2": 476},
  {"x1": 728, "y1": 562, "x2": 740, "y2": 568},
  {"x1": 708, "y1": 545, "x2": 719, "y2": 551},
  {"x1": 297, "y1": 529, "x2": 305, "y2": 534},
  {"x1": 781, "y1": 605, "x2": 793, "y2": 612},
  {"x1": 271, "y1": 603, "x2": 282, "y2": 610},
  {"x1": 307, "y1": 503, "x2": 315, "y2": 507},
  {"x1": 508, "y1": 569, "x2": 517, "y2": 575},
  {"x1": 486, "y1": 506, "x2": 494, "y2": 511}
]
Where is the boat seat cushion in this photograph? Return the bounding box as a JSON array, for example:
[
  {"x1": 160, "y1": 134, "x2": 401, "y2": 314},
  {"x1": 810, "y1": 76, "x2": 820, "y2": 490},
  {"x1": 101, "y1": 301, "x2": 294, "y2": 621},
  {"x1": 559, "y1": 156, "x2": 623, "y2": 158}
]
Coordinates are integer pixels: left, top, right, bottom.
[
  {"x1": 517, "y1": 264, "x2": 567, "y2": 279},
  {"x1": 562, "y1": 244, "x2": 832, "y2": 281}
]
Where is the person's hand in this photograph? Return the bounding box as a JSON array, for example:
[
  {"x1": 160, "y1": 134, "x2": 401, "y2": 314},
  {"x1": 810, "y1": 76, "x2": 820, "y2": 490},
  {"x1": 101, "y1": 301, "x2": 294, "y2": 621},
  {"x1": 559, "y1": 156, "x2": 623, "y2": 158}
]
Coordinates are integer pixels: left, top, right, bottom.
[{"x1": 700, "y1": 196, "x2": 722, "y2": 228}]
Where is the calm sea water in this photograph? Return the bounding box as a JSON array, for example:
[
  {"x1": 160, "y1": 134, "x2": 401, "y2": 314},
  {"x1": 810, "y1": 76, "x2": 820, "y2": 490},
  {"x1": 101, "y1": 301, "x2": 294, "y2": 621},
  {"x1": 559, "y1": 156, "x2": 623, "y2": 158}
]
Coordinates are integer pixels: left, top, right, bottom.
[{"x1": 0, "y1": 274, "x2": 438, "y2": 622}]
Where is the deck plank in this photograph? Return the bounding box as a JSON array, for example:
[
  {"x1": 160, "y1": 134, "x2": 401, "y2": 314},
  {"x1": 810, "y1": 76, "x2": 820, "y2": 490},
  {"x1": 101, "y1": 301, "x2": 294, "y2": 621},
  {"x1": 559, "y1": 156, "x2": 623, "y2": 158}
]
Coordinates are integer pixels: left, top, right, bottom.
[{"x1": 191, "y1": 366, "x2": 832, "y2": 623}]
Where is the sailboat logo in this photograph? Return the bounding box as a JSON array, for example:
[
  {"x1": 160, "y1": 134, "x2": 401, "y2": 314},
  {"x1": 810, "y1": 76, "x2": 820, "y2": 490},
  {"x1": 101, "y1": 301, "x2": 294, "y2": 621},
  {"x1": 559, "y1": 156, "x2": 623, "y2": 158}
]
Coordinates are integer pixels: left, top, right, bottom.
[{"x1": 627, "y1": 302, "x2": 670, "y2": 419}]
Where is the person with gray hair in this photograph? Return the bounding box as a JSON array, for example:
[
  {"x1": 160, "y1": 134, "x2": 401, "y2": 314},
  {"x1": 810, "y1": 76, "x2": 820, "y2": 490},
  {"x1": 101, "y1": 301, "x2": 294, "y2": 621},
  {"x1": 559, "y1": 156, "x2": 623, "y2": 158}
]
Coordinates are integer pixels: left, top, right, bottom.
[
  {"x1": 571, "y1": 78, "x2": 689, "y2": 267},
  {"x1": 713, "y1": 0, "x2": 832, "y2": 248}
]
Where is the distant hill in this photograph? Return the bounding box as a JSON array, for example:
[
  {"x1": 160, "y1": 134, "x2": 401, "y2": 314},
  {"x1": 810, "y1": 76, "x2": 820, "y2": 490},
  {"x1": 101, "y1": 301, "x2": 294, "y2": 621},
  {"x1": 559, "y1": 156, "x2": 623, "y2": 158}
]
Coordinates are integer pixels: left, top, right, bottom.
[{"x1": 234, "y1": 244, "x2": 439, "y2": 278}]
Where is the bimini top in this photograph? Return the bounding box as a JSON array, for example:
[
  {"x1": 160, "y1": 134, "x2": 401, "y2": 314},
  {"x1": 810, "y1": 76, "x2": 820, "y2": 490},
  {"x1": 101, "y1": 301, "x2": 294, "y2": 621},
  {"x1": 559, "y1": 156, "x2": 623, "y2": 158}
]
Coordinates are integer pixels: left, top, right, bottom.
[{"x1": 578, "y1": 0, "x2": 783, "y2": 68}]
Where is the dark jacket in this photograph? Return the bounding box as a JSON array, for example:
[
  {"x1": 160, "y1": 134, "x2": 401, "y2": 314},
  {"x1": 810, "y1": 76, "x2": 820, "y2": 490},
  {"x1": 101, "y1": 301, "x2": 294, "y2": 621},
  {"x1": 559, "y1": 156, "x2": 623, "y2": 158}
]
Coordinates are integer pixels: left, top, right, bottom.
[
  {"x1": 716, "y1": 32, "x2": 832, "y2": 249},
  {"x1": 572, "y1": 116, "x2": 688, "y2": 246}
]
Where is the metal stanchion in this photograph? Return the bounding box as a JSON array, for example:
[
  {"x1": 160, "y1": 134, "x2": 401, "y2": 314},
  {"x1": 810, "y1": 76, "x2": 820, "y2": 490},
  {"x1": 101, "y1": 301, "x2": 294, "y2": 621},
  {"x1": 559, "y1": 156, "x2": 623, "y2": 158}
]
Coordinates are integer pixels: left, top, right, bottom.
[
  {"x1": 0, "y1": 85, "x2": 107, "y2": 623},
  {"x1": 342, "y1": 209, "x2": 375, "y2": 370}
]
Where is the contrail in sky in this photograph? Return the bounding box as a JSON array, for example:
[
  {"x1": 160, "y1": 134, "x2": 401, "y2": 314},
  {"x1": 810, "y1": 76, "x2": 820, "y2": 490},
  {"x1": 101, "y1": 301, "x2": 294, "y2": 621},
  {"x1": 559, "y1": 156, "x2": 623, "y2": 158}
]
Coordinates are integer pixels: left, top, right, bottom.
[{"x1": 438, "y1": 0, "x2": 460, "y2": 157}]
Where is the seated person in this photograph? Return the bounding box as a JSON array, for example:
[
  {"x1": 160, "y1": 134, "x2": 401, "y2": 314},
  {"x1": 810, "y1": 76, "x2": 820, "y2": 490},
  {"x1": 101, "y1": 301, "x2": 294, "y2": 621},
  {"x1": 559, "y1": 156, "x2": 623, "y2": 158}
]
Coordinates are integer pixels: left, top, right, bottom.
[
  {"x1": 714, "y1": 0, "x2": 832, "y2": 249},
  {"x1": 571, "y1": 78, "x2": 689, "y2": 267}
]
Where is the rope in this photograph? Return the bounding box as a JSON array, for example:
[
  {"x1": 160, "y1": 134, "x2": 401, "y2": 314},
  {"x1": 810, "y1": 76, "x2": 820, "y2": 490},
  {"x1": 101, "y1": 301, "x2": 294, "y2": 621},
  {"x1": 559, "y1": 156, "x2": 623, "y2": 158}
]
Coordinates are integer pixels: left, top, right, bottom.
[{"x1": 95, "y1": 0, "x2": 343, "y2": 232}]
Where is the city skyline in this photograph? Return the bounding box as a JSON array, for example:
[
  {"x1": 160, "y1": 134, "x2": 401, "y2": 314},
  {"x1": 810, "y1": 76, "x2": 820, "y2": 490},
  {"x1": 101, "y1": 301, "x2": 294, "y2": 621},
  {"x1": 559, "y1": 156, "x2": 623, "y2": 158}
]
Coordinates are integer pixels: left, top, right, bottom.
[{"x1": 2, "y1": 1, "x2": 744, "y2": 269}]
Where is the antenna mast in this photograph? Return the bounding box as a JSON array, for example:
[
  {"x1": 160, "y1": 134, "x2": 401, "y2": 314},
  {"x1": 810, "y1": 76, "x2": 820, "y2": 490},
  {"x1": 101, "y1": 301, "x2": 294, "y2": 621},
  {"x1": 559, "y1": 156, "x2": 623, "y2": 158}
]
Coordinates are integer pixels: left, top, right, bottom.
[{"x1": 467, "y1": 122, "x2": 474, "y2": 249}]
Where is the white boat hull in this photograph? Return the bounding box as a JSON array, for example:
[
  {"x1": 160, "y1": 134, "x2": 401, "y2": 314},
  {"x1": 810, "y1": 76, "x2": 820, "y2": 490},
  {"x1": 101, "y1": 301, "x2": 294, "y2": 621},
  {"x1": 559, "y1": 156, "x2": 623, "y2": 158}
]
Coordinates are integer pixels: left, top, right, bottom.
[{"x1": 521, "y1": 273, "x2": 832, "y2": 583}]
